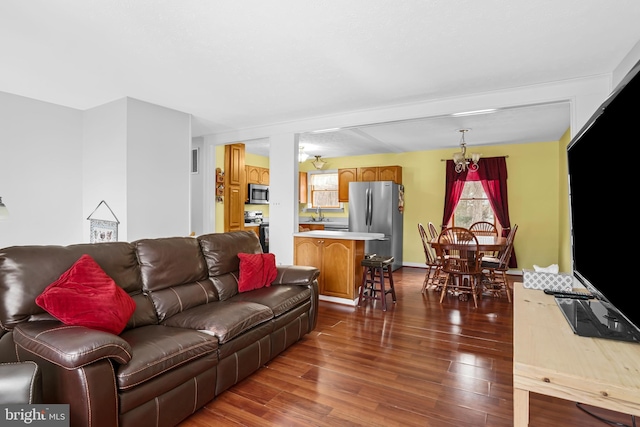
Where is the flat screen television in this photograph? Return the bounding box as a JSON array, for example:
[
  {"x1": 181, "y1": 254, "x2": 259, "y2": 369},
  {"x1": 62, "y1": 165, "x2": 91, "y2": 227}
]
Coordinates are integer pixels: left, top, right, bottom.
[{"x1": 565, "y1": 59, "x2": 640, "y2": 343}]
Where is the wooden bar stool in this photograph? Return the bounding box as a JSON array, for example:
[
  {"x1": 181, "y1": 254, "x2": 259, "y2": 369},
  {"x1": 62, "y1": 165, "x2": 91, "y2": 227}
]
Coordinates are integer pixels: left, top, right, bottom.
[{"x1": 358, "y1": 255, "x2": 396, "y2": 311}]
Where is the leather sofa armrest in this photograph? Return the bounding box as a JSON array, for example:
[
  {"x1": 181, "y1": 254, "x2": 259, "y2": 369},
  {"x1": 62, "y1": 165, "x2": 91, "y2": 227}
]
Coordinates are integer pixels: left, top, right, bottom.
[
  {"x1": 13, "y1": 321, "x2": 132, "y2": 369},
  {"x1": 273, "y1": 265, "x2": 320, "y2": 285},
  {"x1": 0, "y1": 361, "x2": 42, "y2": 404}
]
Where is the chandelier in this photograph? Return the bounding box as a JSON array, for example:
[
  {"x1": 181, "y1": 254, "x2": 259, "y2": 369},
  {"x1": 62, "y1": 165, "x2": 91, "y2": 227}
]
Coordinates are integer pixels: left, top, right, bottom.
[
  {"x1": 452, "y1": 129, "x2": 481, "y2": 173},
  {"x1": 311, "y1": 155, "x2": 327, "y2": 170},
  {"x1": 298, "y1": 146, "x2": 309, "y2": 162}
]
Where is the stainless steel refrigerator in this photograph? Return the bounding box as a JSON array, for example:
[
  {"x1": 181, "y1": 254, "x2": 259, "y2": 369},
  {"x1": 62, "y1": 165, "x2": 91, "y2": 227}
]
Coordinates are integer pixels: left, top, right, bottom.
[{"x1": 348, "y1": 181, "x2": 403, "y2": 270}]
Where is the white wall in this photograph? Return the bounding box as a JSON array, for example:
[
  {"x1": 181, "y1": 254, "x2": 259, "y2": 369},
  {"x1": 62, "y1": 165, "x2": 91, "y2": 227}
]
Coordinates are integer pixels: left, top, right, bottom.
[
  {"x1": 268, "y1": 133, "x2": 299, "y2": 265},
  {"x1": 126, "y1": 98, "x2": 191, "y2": 240},
  {"x1": 0, "y1": 91, "x2": 84, "y2": 247},
  {"x1": 0, "y1": 92, "x2": 193, "y2": 248},
  {"x1": 190, "y1": 137, "x2": 205, "y2": 236},
  {"x1": 83, "y1": 98, "x2": 128, "y2": 241}
]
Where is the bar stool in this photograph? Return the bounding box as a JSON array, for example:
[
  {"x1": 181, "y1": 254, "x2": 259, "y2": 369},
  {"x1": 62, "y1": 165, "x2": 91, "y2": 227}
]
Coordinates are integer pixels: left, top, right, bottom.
[{"x1": 358, "y1": 255, "x2": 396, "y2": 311}]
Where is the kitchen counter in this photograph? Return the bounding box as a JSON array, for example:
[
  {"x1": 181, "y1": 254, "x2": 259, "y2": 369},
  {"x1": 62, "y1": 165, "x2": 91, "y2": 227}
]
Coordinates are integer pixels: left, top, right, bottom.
[{"x1": 293, "y1": 230, "x2": 384, "y2": 240}]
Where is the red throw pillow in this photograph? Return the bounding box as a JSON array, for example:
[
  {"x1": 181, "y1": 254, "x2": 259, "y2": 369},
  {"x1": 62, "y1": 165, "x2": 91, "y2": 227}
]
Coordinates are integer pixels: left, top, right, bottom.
[
  {"x1": 35, "y1": 254, "x2": 136, "y2": 335},
  {"x1": 237, "y1": 253, "x2": 278, "y2": 293}
]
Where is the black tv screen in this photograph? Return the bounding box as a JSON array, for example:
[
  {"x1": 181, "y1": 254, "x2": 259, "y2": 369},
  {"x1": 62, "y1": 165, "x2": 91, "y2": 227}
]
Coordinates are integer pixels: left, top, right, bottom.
[{"x1": 566, "y1": 59, "x2": 640, "y2": 342}]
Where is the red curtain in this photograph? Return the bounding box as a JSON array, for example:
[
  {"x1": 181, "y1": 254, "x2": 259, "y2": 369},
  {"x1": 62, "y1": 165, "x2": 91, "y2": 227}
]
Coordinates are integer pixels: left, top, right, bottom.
[{"x1": 442, "y1": 156, "x2": 517, "y2": 267}]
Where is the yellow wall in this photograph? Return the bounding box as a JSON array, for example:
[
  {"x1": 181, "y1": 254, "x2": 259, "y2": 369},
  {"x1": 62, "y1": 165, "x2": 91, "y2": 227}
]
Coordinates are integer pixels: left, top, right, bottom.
[
  {"x1": 558, "y1": 129, "x2": 572, "y2": 272},
  {"x1": 215, "y1": 145, "x2": 225, "y2": 233},
  {"x1": 218, "y1": 138, "x2": 572, "y2": 273}
]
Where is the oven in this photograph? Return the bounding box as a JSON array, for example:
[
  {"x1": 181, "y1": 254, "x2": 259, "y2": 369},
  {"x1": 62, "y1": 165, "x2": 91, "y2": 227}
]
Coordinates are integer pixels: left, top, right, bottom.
[{"x1": 248, "y1": 184, "x2": 269, "y2": 204}]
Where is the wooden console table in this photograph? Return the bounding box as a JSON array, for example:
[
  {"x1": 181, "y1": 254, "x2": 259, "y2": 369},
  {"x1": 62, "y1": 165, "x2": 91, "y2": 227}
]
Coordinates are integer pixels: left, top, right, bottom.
[{"x1": 513, "y1": 283, "x2": 640, "y2": 426}]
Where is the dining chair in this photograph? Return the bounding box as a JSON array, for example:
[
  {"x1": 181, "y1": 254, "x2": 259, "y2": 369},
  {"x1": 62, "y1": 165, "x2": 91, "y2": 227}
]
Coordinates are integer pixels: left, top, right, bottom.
[
  {"x1": 428, "y1": 222, "x2": 439, "y2": 241},
  {"x1": 418, "y1": 223, "x2": 443, "y2": 293},
  {"x1": 437, "y1": 227, "x2": 484, "y2": 308},
  {"x1": 480, "y1": 224, "x2": 518, "y2": 302},
  {"x1": 469, "y1": 221, "x2": 498, "y2": 236}
]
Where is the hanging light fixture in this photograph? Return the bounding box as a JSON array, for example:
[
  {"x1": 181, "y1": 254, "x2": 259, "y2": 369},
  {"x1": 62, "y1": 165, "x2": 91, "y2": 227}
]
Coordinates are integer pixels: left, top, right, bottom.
[
  {"x1": 311, "y1": 155, "x2": 327, "y2": 170},
  {"x1": 452, "y1": 129, "x2": 481, "y2": 173},
  {"x1": 298, "y1": 146, "x2": 309, "y2": 162}
]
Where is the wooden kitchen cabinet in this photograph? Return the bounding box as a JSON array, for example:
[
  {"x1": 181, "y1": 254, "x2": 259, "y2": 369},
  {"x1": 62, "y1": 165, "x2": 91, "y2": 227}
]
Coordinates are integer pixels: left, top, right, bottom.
[
  {"x1": 246, "y1": 165, "x2": 270, "y2": 185},
  {"x1": 224, "y1": 143, "x2": 245, "y2": 232},
  {"x1": 299, "y1": 171, "x2": 308, "y2": 203},
  {"x1": 357, "y1": 165, "x2": 402, "y2": 184},
  {"x1": 378, "y1": 165, "x2": 402, "y2": 184},
  {"x1": 357, "y1": 167, "x2": 379, "y2": 182},
  {"x1": 338, "y1": 168, "x2": 357, "y2": 202},
  {"x1": 339, "y1": 166, "x2": 402, "y2": 202},
  {"x1": 294, "y1": 236, "x2": 364, "y2": 300},
  {"x1": 245, "y1": 225, "x2": 259, "y2": 236}
]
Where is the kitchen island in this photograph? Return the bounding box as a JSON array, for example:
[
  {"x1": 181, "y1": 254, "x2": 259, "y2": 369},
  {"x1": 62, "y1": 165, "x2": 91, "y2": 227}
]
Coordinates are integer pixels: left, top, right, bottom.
[{"x1": 293, "y1": 230, "x2": 385, "y2": 304}]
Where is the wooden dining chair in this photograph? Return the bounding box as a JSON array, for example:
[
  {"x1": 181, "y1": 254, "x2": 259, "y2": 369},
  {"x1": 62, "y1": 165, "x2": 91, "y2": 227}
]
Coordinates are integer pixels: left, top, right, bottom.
[
  {"x1": 480, "y1": 224, "x2": 518, "y2": 302},
  {"x1": 418, "y1": 223, "x2": 443, "y2": 293},
  {"x1": 438, "y1": 227, "x2": 484, "y2": 308},
  {"x1": 428, "y1": 222, "x2": 439, "y2": 241},
  {"x1": 469, "y1": 221, "x2": 498, "y2": 236}
]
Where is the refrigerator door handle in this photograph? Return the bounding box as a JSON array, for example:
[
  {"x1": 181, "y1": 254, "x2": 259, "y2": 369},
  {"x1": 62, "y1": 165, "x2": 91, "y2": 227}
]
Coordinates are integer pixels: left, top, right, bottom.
[
  {"x1": 364, "y1": 188, "x2": 369, "y2": 226},
  {"x1": 367, "y1": 187, "x2": 373, "y2": 226}
]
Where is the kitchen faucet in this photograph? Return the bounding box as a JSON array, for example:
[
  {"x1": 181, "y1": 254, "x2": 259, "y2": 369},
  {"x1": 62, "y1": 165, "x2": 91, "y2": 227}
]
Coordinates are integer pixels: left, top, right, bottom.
[{"x1": 316, "y1": 206, "x2": 324, "y2": 221}]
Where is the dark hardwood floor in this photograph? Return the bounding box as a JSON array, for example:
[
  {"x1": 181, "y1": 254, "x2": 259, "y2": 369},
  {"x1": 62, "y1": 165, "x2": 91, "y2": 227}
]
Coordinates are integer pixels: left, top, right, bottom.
[{"x1": 179, "y1": 267, "x2": 635, "y2": 426}]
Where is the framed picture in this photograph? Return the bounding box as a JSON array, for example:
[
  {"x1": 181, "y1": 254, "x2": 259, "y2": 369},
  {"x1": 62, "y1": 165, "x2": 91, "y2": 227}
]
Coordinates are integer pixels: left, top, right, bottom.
[
  {"x1": 89, "y1": 219, "x2": 118, "y2": 243},
  {"x1": 191, "y1": 147, "x2": 199, "y2": 174}
]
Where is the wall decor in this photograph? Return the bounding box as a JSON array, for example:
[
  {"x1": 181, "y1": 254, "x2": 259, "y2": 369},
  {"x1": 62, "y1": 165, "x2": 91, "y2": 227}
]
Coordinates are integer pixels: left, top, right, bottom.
[{"x1": 87, "y1": 200, "x2": 120, "y2": 243}]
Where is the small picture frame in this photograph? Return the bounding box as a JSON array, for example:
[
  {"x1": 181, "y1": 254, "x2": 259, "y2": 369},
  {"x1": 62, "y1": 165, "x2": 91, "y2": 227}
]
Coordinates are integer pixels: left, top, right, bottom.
[
  {"x1": 191, "y1": 147, "x2": 199, "y2": 174},
  {"x1": 89, "y1": 219, "x2": 118, "y2": 243},
  {"x1": 87, "y1": 200, "x2": 120, "y2": 243}
]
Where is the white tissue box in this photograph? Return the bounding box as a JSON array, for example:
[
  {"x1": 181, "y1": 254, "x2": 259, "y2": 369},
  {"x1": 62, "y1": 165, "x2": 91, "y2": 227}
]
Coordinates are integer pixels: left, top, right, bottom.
[{"x1": 522, "y1": 269, "x2": 573, "y2": 291}]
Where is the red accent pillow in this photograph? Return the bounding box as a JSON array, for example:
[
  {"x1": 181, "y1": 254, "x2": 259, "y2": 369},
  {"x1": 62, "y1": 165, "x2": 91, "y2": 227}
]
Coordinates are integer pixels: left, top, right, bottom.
[
  {"x1": 237, "y1": 253, "x2": 278, "y2": 293},
  {"x1": 35, "y1": 254, "x2": 136, "y2": 335}
]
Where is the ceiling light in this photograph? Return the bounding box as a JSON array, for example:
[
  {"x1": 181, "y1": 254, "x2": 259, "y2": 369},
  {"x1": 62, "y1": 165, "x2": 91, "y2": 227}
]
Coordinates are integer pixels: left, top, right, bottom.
[
  {"x1": 310, "y1": 127, "x2": 341, "y2": 134},
  {"x1": 451, "y1": 108, "x2": 498, "y2": 117},
  {"x1": 452, "y1": 129, "x2": 481, "y2": 173},
  {"x1": 299, "y1": 146, "x2": 309, "y2": 162},
  {"x1": 311, "y1": 156, "x2": 327, "y2": 170}
]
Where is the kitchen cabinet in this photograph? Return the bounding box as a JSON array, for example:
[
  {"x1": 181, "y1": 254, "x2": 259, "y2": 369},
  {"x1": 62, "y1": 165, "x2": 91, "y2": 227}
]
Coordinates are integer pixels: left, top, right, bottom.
[
  {"x1": 294, "y1": 236, "x2": 364, "y2": 300},
  {"x1": 378, "y1": 165, "x2": 402, "y2": 183},
  {"x1": 246, "y1": 165, "x2": 269, "y2": 185},
  {"x1": 358, "y1": 166, "x2": 402, "y2": 184},
  {"x1": 245, "y1": 225, "x2": 259, "y2": 236},
  {"x1": 299, "y1": 172, "x2": 308, "y2": 203},
  {"x1": 338, "y1": 166, "x2": 402, "y2": 202},
  {"x1": 338, "y1": 168, "x2": 357, "y2": 202},
  {"x1": 224, "y1": 143, "x2": 245, "y2": 232}
]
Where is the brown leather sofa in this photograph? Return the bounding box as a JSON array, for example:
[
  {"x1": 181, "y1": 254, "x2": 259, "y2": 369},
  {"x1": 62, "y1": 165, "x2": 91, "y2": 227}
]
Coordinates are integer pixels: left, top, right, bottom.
[{"x1": 0, "y1": 231, "x2": 319, "y2": 427}]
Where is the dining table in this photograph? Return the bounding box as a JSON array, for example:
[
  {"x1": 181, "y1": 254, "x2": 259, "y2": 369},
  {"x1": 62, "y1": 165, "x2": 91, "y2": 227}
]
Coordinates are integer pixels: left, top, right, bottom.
[{"x1": 429, "y1": 234, "x2": 507, "y2": 254}]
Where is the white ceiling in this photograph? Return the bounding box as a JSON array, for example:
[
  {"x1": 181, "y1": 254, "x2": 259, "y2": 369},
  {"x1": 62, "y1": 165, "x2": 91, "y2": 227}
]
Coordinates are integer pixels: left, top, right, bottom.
[{"x1": 2, "y1": 1, "x2": 640, "y2": 158}]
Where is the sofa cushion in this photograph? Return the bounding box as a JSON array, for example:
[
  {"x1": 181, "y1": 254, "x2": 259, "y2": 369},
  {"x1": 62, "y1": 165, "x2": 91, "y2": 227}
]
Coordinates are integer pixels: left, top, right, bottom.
[
  {"x1": 230, "y1": 285, "x2": 311, "y2": 317},
  {"x1": 135, "y1": 237, "x2": 209, "y2": 292},
  {"x1": 35, "y1": 254, "x2": 136, "y2": 335},
  {"x1": 117, "y1": 325, "x2": 217, "y2": 390},
  {"x1": 238, "y1": 253, "x2": 277, "y2": 292},
  {"x1": 162, "y1": 301, "x2": 273, "y2": 344},
  {"x1": 197, "y1": 232, "x2": 262, "y2": 278}
]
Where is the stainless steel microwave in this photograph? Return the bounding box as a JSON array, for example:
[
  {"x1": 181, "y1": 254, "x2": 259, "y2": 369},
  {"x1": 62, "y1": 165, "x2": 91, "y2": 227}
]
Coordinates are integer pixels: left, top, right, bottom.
[{"x1": 248, "y1": 184, "x2": 269, "y2": 204}]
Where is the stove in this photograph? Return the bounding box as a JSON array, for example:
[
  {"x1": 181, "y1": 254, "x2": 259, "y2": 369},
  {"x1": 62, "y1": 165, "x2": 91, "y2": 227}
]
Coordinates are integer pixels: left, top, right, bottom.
[{"x1": 244, "y1": 210, "x2": 263, "y2": 225}]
